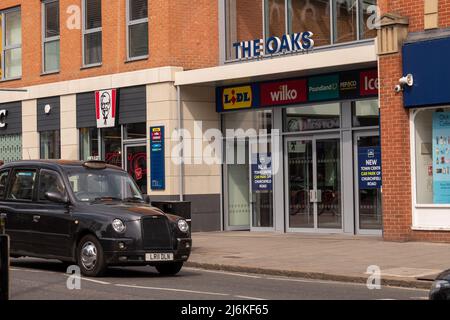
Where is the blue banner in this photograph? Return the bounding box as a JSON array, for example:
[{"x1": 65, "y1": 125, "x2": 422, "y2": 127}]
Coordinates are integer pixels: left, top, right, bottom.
[
  {"x1": 251, "y1": 153, "x2": 272, "y2": 192},
  {"x1": 358, "y1": 146, "x2": 382, "y2": 189},
  {"x1": 150, "y1": 126, "x2": 165, "y2": 190},
  {"x1": 432, "y1": 112, "x2": 450, "y2": 203}
]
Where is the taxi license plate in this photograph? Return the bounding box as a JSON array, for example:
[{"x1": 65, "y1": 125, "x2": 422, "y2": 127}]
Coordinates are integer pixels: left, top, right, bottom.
[{"x1": 145, "y1": 253, "x2": 174, "y2": 261}]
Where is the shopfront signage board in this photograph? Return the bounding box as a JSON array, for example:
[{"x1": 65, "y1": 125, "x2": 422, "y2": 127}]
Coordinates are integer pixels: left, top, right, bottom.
[
  {"x1": 150, "y1": 126, "x2": 165, "y2": 190},
  {"x1": 95, "y1": 89, "x2": 117, "y2": 128}
]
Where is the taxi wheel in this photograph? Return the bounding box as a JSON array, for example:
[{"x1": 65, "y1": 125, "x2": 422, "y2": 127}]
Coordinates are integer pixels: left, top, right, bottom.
[
  {"x1": 155, "y1": 262, "x2": 184, "y2": 276},
  {"x1": 77, "y1": 235, "x2": 107, "y2": 277}
]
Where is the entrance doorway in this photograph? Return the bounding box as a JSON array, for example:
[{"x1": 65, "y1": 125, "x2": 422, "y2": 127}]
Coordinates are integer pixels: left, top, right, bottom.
[
  {"x1": 124, "y1": 144, "x2": 148, "y2": 194},
  {"x1": 224, "y1": 138, "x2": 274, "y2": 231},
  {"x1": 354, "y1": 132, "x2": 382, "y2": 234},
  {"x1": 285, "y1": 135, "x2": 342, "y2": 232}
]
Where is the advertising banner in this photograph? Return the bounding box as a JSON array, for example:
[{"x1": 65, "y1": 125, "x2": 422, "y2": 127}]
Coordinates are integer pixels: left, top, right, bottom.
[
  {"x1": 358, "y1": 146, "x2": 382, "y2": 189},
  {"x1": 251, "y1": 153, "x2": 272, "y2": 192},
  {"x1": 150, "y1": 126, "x2": 165, "y2": 190},
  {"x1": 95, "y1": 89, "x2": 117, "y2": 128},
  {"x1": 432, "y1": 112, "x2": 450, "y2": 203}
]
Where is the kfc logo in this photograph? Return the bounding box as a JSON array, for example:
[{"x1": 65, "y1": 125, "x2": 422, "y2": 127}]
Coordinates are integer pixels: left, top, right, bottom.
[{"x1": 95, "y1": 89, "x2": 117, "y2": 128}]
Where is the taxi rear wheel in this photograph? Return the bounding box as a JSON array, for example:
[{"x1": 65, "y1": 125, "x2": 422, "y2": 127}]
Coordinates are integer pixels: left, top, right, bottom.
[
  {"x1": 155, "y1": 262, "x2": 184, "y2": 276},
  {"x1": 77, "y1": 235, "x2": 106, "y2": 277}
]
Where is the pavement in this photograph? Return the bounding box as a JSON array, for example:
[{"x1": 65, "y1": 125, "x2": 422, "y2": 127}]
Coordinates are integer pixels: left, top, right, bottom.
[{"x1": 186, "y1": 231, "x2": 450, "y2": 289}]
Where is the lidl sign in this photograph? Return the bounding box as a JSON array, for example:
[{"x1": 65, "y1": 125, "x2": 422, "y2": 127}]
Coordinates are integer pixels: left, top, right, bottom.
[{"x1": 216, "y1": 69, "x2": 378, "y2": 112}]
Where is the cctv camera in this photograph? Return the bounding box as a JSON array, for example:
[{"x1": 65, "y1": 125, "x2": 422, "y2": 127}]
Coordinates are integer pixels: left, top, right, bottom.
[
  {"x1": 399, "y1": 74, "x2": 414, "y2": 87},
  {"x1": 394, "y1": 84, "x2": 403, "y2": 93}
]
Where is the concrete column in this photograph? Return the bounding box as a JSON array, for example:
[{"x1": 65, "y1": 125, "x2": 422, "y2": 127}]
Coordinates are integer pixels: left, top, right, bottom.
[{"x1": 22, "y1": 100, "x2": 39, "y2": 160}]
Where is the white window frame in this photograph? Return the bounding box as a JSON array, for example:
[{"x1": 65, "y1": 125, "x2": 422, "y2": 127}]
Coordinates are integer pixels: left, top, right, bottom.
[
  {"x1": 126, "y1": 0, "x2": 149, "y2": 61},
  {"x1": 82, "y1": 0, "x2": 102, "y2": 67},
  {"x1": 0, "y1": 7, "x2": 22, "y2": 80},
  {"x1": 410, "y1": 107, "x2": 450, "y2": 231},
  {"x1": 42, "y1": 0, "x2": 60, "y2": 74}
]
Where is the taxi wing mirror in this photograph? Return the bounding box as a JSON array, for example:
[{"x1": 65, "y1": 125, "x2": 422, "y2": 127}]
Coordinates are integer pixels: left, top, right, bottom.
[{"x1": 45, "y1": 191, "x2": 69, "y2": 204}]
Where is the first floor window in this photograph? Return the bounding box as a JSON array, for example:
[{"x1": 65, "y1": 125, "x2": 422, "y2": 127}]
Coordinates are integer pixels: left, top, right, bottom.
[
  {"x1": 40, "y1": 130, "x2": 61, "y2": 159},
  {"x1": 127, "y1": 0, "x2": 148, "y2": 59},
  {"x1": 1, "y1": 7, "x2": 22, "y2": 79},
  {"x1": 414, "y1": 107, "x2": 450, "y2": 205},
  {"x1": 42, "y1": 0, "x2": 60, "y2": 73},
  {"x1": 83, "y1": 0, "x2": 102, "y2": 66}
]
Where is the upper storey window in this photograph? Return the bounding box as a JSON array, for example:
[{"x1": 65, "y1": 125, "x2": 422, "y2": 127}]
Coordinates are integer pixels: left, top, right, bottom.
[
  {"x1": 42, "y1": 0, "x2": 60, "y2": 73},
  {"x1": 225, "y1": 0, "x2": 378, "y2": 62},
  {"x1": 83, "y1": 0, "x2": 102, "y2": 66},
  {"x1": 0, "y1": 7, "x2": 22, "y2": 80},
  {"x1": 127, "y1": 0, "x2": 149, "y2": 60}
]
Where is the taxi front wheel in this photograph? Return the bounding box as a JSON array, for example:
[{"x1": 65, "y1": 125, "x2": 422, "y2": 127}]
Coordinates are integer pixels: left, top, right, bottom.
[
  {"x1": 77, "y1": 235, "x2": 107, "y2": 277},
  {"x1": 155, "y1": 262, "x2": 184, "y2": 276}
]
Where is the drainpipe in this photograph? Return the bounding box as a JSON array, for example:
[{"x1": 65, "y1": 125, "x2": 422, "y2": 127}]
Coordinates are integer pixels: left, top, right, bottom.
[{"x1": 177, "y1": 85, "x2": 184, "y2": 201}]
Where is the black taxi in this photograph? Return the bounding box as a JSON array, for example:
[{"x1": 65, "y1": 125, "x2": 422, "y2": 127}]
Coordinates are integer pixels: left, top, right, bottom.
[{"x1": 0, "y1": 160, "x2": 192, "y2": 277}]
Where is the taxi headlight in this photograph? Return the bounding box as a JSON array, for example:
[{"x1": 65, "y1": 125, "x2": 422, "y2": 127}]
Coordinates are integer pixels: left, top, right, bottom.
[
  {"x1": 177, "y1": 219, "x2": 189, "y2": 233},
  {"x1": 112, "y1": 219, "x2": 126, "y2": 233}
]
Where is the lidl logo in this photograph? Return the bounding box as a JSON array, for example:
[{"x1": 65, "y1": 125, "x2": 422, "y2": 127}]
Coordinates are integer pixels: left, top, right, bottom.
[{"x1": 223, "y1": 86, "x2": 253, "y2": 110}]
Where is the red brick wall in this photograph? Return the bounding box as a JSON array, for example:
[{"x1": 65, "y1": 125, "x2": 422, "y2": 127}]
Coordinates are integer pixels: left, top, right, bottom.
[
  {"x1": 379, "y1": 0, "x2": 450, "y2": 242},
  {"x1": 0, "y1": 0, "x2": 219, "y2": 89}
]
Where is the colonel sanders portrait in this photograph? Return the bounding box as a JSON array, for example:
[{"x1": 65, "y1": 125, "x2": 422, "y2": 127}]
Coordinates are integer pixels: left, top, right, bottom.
[{"x1": 100, "y1": 91, "x2": 112, "y2": 125}]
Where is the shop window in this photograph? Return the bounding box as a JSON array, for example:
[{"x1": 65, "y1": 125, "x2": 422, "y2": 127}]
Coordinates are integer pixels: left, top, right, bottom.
[
  {"x1": 0, "y1": 7, "x2": 22, "y2": 79},
  {"x1": 289, "y1": 0, "x2": 331, "y2": 47},
  {"x1": 80, "y1": 127, "x2": 99, "y2": 160},
  {"x1": 124, "y1": 122, "x2": 146, "y2": 140},
  {"x1": 414, "y1": 108, "x2": 450, "y2": 205},
  {"x1": 284, "y1": 103, "x2": 340, "y2": 132},
  {"x1": 7, "y1": 170, "x2": 36, "y2": 201},
  {"x1": 127, "y1": 0, "x2": 148, "y2": 59},
  {"x1": 102, "y1": 126, "x2": 122, "y2": 167},
  {"x1": 40, "y1": 130, "x2": 61, "y2": 159},
  {"x1": 83, "y1": 0, "x2": 102, "y2": 66},
  {"x1": 352, "y1": 99, "x2": 379, "y2": 127},
  {"x1": 223, "y1": 110, "x2": 272, "y2": 136},
  {"x1": 42, "y1": 0, "x2": 60, "y2": 73}
]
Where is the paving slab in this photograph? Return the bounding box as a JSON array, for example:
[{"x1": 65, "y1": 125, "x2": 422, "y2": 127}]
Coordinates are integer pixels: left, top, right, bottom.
[{"x1": 186, "y1": 231, "x2": 450, "y2": 289}]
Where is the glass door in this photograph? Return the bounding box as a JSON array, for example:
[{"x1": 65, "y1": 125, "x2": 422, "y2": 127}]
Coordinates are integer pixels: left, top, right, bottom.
[
  {"x1": 124, "y1": 144, "x2": 148, "y2": 194},
  {"x1": 354, "y1": 132, "x2": 382, "y2": 235},
  {"x1": 286, "y1": 135, "x2": 342, "y2": 232}
]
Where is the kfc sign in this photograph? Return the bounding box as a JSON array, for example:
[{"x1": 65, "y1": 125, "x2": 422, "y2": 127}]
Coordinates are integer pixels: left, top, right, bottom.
[
  {"x1": 95, "y1": 89, "x2": 117, "y2": 128},
  {"x1": 360, "y1": 71, "x2": 379, "y2": 96},
  {"x1": 261, "y1": 79, "x2": 307, "y2": 107},
  {"x1": 0, "y1": 109, "x2": 7, "y2": 129}
]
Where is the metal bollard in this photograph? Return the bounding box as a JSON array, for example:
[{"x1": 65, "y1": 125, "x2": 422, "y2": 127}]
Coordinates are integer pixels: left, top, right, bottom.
[{"x1": 0, "y1": 213, "x2": 9, "y2": 300}]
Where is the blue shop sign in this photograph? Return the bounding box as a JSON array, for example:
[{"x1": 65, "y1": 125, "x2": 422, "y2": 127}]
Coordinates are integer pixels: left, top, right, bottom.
[
  {"x1": 251, "y1": 153, "x2": 273, "y2": 192},
  {"x1": 150, "y1": 126, "x2": 165, "y2": 190},
  {"x1": 358, "y1": 146, "x2": 382, "y2": 189},
  {"x1": 403, "y1": 36, "x2": 450, "y2": 108}
]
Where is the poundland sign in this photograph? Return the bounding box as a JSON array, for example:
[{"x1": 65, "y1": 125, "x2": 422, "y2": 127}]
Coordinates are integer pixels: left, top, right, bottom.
[{"x1": 232, "y1": 32, "x2": 314, "y2": 60}]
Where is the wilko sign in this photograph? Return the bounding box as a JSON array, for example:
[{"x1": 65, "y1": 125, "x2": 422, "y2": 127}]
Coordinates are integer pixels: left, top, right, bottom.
[
  {"x1": 216, "y1": 69, "x2": 378, "y2": 112},
  {"x1": 261, "y1": 80, "x2": 307, "y2": 107},
  {"x1": 360, "y1": 70, "x2": 379, "y2": 96},
  {"x1": 222, "y1": 86, "x2": 253, "y2": 110},
  {"x1": 95, "y1": 89, "x2": 117, "y2": 128}
]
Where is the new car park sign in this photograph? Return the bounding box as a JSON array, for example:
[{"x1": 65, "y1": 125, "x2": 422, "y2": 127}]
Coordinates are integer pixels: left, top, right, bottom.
[{"x1": 216, "y1": 69, "x2": 379, "y2": 112}]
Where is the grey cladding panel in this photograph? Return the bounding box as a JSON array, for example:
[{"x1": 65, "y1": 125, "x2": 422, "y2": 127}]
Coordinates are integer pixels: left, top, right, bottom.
[
  {"x1": 118, "y1": 86, "x2": 146, "y2": 125},
  {"x1": 76, "y1": 92, "x2": 97, "y2": 128},
  {"x1": 37, "y1": 97, "x2": 60, "y2": 132},
  {"x1": 0, "y1": 101, "x2": 22, "y2": 135}
]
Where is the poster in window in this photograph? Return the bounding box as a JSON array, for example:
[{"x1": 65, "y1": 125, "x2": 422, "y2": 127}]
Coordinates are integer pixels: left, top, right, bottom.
[{"x1": 432, "y1": 112, "x2": 450, "y2": 204}]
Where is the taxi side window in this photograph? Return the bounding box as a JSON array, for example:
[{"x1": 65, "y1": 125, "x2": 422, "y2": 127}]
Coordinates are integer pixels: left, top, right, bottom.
[
  {"x1": 0, "y1": 170, "x2": 9, "y2": 199},
  {"x1": 7, "y1": 170, "x2": 37, "y2": 201},
  {"x1": 39, "y1": 169, "x2": 66, "y2": 201}
]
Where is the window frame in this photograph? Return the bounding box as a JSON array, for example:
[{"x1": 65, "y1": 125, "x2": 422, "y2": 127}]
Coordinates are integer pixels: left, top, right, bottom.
[
  {"x1": 39, "y1": 129, "x2": 61, "y2": 160},
  {"x1": 37, "y1": 168, "x2": 67, "y2": 203},
  {"x1": 0, "y1": 6, "x2": 22, "y2": 81},
  {"x1": 126, "y1": 0, "x2": 149, "y2": 61},
  {"x1": 41, "y1": 0, "x2": 60, "y2": 74},
  {"x1": 6, "y1": 168, "x2": 38, "y2": 202},
  {"x1": 0, "y1": 169, "x2": 11, "y2": 200},
  {"x1": 82, "y1": 0, "x2": 102, "y2": 67}
]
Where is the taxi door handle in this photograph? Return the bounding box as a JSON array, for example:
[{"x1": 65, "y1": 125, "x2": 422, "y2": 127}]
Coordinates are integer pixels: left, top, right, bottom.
[{"x1": 33, "y1": 215, "x2": 41, "y2": 223}]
